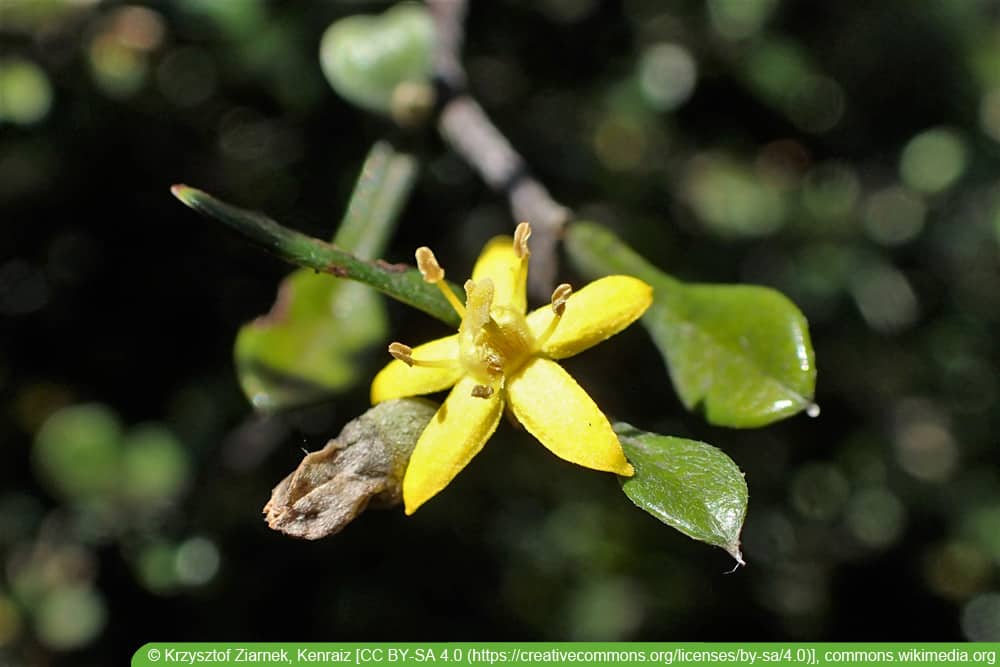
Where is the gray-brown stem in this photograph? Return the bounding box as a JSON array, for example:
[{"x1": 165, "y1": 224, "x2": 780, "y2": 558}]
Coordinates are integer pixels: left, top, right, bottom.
[{"x1": 427, "y1": 0, "x2": 570, "y2": 301}]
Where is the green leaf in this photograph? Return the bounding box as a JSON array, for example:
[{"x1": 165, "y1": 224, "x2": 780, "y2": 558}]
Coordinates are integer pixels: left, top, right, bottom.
[
  {"x1": 319, "y1": 3, "x2": 433, "y2": 116},
  {"x1": 615, "y1": 422, "x2": 747, "y2": 562},
  {"x1": 235, "y1": 273, "x2": 388, "y2": 410},
  {"x1": 233, "y1": 142, "x2": 417, "y2": 411},
  {"x1": 566, "y1": 221, "x2": 816, "y2": 428}
]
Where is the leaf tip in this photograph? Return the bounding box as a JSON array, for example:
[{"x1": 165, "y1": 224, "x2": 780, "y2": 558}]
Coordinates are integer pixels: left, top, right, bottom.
[
  {"x1": 170, "y1": 183, "x2": 198, "y2": 207},
  {"x1": 724, "y1": 544, "x2": 746, "y2": 571}
]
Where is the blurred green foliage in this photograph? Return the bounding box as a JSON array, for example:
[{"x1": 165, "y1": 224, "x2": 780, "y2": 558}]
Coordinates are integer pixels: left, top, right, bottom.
[
  {"x1": 4, "y1": 0, "x2": 1000, "y2": 663},
  {"x1": 233, "y1": 142, "x2": 415, "y2": 412},
  {"x1": 319, "y1": 3, "x2": 434, "y2": 117}
]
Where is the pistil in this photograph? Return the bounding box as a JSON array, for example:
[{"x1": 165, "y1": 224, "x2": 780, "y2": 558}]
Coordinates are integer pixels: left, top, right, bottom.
[{"x1": 513, "y1": 222, "x2": 531, "y2": 304}]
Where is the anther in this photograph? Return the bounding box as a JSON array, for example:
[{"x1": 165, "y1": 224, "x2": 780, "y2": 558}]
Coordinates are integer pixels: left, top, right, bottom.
[
  {"x1": 470, "y1": 385, "x2": 494, "y2": 399},
  {"x1": 551, "y1": 283, "x2": 572, "y2": 316},
  {"x1": 417, "y1": 246, "x2": 465, "y2": 317},
  {"x1": 415, "y1": 247, "x2": 444, "y2": 283},
  {"x1": 534, "y1": 283, "x2": 572, "y2": 350},
  {"x1": 388, "y1": 342, "x2": 414, "y2": 366},
  {"x1": 513, "y1": 222, "x2": 532, "y2": 259},
  {"x1": 485, "y1": 352, "x2": 503, "y2": 376}
]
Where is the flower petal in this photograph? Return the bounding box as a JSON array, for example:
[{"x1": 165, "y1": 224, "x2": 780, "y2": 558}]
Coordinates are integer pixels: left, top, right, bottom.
[
  {"x1": 403, "y1": 375, "x2": 504, "y2": 514},
  {"x1": 471, "y1": 236, "x2": 525, "y2": 313},
  {"x1": 506, "y1": 357, "x2": 634, "y2": 476},
  {"x1": 526, "y1": 275, "x2": 652, "y2": 359},
  {"x1": 370, "y1": 335, "x2": 463, "y2": 403}
]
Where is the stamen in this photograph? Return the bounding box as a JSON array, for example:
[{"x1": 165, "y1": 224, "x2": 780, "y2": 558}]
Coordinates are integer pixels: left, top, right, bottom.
[
  {"x1": 415, "y1": 247, "x2": 444, "y2": 283},
  {"x1": 416, "y1": 246, "x2": 465, "y2": 317},
  {"x1": 388, "y1": 342, "x2": 414, "y2": 366},
  {"x1": 513, "y1": 222, "x2": 532, "y2": 259},
  {"x1": 437, "y1": 282, "x2": 466, "y2": 318},
  {"x1": 388, "y1": 341, "x2": 457, "y2": 369},
  {"x1": 470, "y1": 385, "x2": 494, "y2": 399},
  {"x1": 484, "y1": 352, "x2": 503, "y2": 376},
  {"x1": 551, "y1": 283, "x2": 572, "y2": 316},
  {"x1": 534, "y1": 283, "x2": 573, "y2": 349}
]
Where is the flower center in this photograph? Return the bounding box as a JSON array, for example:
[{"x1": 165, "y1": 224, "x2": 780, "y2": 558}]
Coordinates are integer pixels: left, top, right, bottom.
[
  {"x1": 387, "y1": 224, "x2": 574, "y2": 400},
  {"x1": 459, "y1": 282, "x2": 533, "y2": 387}
]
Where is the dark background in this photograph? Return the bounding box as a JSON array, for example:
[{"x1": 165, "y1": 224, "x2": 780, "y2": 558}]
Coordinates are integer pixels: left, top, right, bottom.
[{"x1": 3, "y1": 0, "x2": 1000, "y2": 664}]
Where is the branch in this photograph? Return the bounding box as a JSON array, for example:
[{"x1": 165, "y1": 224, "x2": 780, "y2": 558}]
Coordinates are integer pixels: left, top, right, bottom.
[
  {"x1": 427, "y1": 0, "x2": 570, "y2": 301},
  {"x1": 171, "y1": 185, "x2": 462, "y2": 328}
]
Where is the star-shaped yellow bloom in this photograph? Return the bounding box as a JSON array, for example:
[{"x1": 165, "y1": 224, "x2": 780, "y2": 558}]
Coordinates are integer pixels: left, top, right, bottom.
[{"x1": 371, "y1": 223, "x2": 654, "y2": 514}]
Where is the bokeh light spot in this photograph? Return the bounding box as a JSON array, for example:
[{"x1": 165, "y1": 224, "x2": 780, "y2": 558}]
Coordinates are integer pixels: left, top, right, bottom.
[
  {"x1": 566, "y1": 577, "x2": 642, "y2": 640},
  {"x1": 849, "y1": 262, "x2": 919, "y2": 334},
  {"x1": 899, "y1": 128, "x2": 967, "y2": 194},
  {"x1": 33, "y1": 404, "x2": 123, "y2": 501},
  {"x1": 892, "y1": 400, "x2": 958, "y2": 482},
  {"x1": 0, "y1": 58, "x2": 53, "y2": 125},
  {"x1": 87, "y1": 6, "x2": 164, "y2": 100},
  {"x1": 802, "y1": 162, "x2": 860, "y2": 222},
  {"x1": 788, "y1": 75, "x2": 845, "y2": 134},
  {"x1": 863, "y1": 186, "x2": 927, "y2": 246},
  {"x1": 88, "y1": 34, "x2": 148, "y2": 99},
  {"x1": 175, "y1": 537, "x2": 221, "y2": 586},
  {"x1": 121, "y1": 425, "x2": 190, "y2": 507},
  {"x1": 845, "y1": 488, "x2": 906, "y2": 549},
  {"x1": 708, "y1": 0, "x2": 777, "y2": 40},
  {"x1": 638, "y1": 43, "x2": 697, "y2": 112},
  {"x1": 137, "y1": 543, "x2": 179, "y2": 594},
  {"x1": 961, "y1": 505, "x2": 1000, "y2": 564},
  {"x1": 593, "y1": 115, "x2": 646, "y2": 171},
  {"x1": 34, "y1": 585, "x2": 107, "y2": 650},
  {"x1": 923, "y1": 542, "x2": 992, "y2": 601},
  {"x1": 112, "y1": 6, "x2": 166, "y2": 52},
  {"x1": 684, "y1": 153, "x2": 786, "y2": 237}
]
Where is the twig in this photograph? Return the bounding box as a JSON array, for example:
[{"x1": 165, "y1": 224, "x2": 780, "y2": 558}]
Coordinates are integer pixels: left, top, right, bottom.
[
  {"x1": 426, "y1": 0, "x2": 466, "y2": 90},
  {"x1": 427, "y1": 0, "x2": 571, "y2": 301}
]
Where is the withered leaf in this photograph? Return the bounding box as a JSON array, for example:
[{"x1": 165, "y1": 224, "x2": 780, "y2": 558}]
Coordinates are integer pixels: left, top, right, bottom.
[{"x1": 263, "y1": 398, "x2": 437, "y2": 539}]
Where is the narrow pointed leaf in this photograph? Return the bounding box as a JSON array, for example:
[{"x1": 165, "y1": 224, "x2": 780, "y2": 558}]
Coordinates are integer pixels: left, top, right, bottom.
[
  {"x1": 566, "y1": 222, "x2": 816, "y2": 428},
  {"x1": 615, "y1": 422, "x2": 747, "y2": 563},
  {"x1": 171, "y1": 185, "x2": 461, "y2": 329},
  {"x1": 232, "y1": 142, "x2": 415, "y2": 411}
]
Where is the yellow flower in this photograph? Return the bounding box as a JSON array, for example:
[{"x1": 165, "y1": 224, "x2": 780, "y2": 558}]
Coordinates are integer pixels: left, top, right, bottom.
[{"x1": 371, "y1": 223, "x2": 654, "y2": 514}]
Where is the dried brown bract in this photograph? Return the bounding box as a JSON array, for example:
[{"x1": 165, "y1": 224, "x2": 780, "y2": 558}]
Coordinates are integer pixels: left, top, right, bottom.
[{"x1": 263, "y1": 398, "x2": 437, "y2": 539}]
